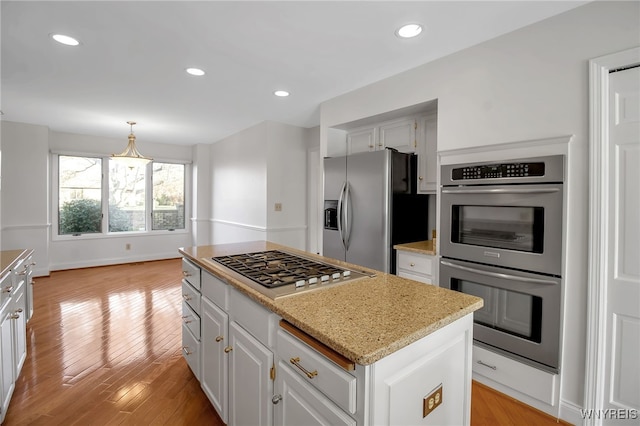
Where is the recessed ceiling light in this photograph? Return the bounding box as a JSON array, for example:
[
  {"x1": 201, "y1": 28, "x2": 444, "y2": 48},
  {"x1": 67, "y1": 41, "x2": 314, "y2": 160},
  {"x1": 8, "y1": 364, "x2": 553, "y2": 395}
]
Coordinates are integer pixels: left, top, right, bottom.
[
  {"x1": 51, "y1": 34, "x2": 80, "y2": 46},
  {"x1": 395, "y1": 23, "x2": 423, "y2": 39},
  {"x1": 274, "y1": 90, "x2": 290, "y2": 97},
  {"x1": 186, "y1": 68, "x2": 205, "y2": 76}
]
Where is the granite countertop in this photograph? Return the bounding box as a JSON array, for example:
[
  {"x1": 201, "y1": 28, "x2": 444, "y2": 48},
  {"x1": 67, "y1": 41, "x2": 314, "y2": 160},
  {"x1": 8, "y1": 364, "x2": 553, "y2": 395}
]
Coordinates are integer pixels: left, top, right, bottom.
[
  {"x1": 180, "y1": 241, "x2": 481, "y2": 366},
  {"x1": 393, "y1": 240, "x2": 436, "y2": 255},
  {"x1": 1, "y1": 249, "x2": 34, "y2": 279}
]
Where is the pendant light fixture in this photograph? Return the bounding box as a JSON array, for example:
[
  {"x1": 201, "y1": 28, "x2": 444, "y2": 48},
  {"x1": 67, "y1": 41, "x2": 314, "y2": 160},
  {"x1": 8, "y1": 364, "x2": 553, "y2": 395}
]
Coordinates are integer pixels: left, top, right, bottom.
[{"x1": 111, "y1": 121, "x2": 152, "y2": 166}]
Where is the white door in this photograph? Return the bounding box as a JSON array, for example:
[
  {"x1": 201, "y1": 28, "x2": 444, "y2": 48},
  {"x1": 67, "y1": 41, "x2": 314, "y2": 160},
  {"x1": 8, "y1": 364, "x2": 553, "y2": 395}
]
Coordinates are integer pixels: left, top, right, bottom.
[{"x1": 602, "y1": 65, "x2": 640, "y2": 423}]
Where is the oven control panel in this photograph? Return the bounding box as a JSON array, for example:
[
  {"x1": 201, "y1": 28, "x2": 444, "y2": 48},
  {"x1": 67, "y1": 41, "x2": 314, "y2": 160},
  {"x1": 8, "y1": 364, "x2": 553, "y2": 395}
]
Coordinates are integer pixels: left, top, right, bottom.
[{"x1": 451, "y1": 161, "x2": 545, "y2": 180}]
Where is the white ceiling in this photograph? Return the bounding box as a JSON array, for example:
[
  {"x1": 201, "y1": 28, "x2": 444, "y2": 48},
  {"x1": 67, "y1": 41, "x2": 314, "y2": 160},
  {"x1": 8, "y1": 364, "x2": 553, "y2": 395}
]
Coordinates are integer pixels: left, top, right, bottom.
[{"x1": 1, "y1": 1, "x2": 588, "y2": 146}]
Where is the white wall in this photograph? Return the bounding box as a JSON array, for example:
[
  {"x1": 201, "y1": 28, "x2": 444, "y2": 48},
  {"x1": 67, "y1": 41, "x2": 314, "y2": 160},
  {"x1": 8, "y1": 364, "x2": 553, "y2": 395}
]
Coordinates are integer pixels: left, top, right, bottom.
[
  {"x1": 1, "y1": 122, "x2": 50, "y2": 276},
  {"x1": 1, "y1": 121, "x2": 194, "y2": 273},
  {"x1": 319, "y1": 1, "x2": 639, "y2": 421},
  {"x1": 210, "y1": 121, "x2": 307, "y2": 249}
]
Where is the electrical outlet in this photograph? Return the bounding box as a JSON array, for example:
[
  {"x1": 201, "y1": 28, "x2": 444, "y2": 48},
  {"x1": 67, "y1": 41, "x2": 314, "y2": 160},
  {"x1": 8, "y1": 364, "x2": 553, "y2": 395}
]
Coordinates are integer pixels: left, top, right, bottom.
[
  {"x1": 274, "y1": 203, "x2": 282, "y2": 212},
  {"x1": 423, "y1": 385, "x2": 443, "y2": 418},
  {"x1": 126, "y1": 243, "x2": 131, "y2": 250}
]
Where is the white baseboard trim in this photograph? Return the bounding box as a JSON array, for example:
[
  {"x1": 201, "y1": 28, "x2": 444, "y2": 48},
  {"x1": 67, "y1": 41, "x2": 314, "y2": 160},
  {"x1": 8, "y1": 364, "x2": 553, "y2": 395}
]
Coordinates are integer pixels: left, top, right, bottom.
[
  {"x1": 560, "y1": 399, "x2": 585, "y2": 426},
  {"x1": 49, "y1": 252, "x2": 180, "y2": 272}
]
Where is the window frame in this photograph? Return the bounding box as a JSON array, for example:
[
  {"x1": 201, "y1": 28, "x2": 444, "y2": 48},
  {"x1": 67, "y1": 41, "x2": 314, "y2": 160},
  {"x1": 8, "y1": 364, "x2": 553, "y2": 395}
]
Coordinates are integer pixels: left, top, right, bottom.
[{"x1": 51, "y1": 152, "x2": 190, "y2": 241}]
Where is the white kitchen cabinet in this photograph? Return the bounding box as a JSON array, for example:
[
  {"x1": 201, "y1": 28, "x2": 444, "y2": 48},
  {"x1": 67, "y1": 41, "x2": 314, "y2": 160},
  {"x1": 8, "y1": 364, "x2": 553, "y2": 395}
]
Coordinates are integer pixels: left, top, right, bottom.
[
  {"x1": 0, "y1": 251, "x2": 33, "y2": 424},
  {"x1": 379, "y1": 117, "x2": 417, "y2": 153},
  {"x1": 0, "y1": 291, "x2": 15, "y2": 422},
  {"x1": 417, "y1": 113, "x2": 438, "y2": 193},
  {"x1": 186, "y1": 264, "x2": 277, "y2": 426},
  {"x1": 346, "y1": 127, "x2": 377, "y2": 155},
  {"x1": 201, "y1": 296, "x2": 229, "y2": 423},
  {"x1": 396, "y1": 249, "x2": 436, "y2": 285},
  {"x1": 228, "y1": 321, "x2": 274, "y2": 426},
  {"x1": 274, "y1": 360, "x2": 356, "y2": 426},
  {"x1": 181, "y1": 259, "x2": 202, "y2": 381}
]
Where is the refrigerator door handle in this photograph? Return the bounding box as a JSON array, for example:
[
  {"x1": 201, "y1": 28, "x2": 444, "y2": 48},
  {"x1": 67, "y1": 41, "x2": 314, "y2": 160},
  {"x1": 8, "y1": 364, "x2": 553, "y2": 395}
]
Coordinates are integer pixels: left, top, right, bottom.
[
  {"x1": 337, "y1": 181, "x2": 347, "y2": 250},
  {"x1": 343, "y1": 182, "x2": 352, "y2": 250}
]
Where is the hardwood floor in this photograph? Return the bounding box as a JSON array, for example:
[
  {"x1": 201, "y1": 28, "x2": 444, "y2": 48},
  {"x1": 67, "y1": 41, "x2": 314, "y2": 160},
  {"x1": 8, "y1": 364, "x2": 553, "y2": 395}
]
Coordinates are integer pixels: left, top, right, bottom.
[{"x1": 4, "y1": 259, "x2": 565, "y2": 425}]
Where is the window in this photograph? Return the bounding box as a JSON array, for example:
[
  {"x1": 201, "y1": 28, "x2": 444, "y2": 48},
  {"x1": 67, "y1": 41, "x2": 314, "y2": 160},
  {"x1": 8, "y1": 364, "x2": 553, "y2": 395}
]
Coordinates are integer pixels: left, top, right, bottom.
[
  {"x1": 109, "y1": 161, "x2": 147, "y2": 232},
  {"x1": 58, "y1": 155, "x2": 103, "y2": 235},
  {"x1": 152, "y1": 162, "x2": 185, "y2": 230},
  {"x1": 55, "y1": 154, "x2": 187, "y2": 236}
]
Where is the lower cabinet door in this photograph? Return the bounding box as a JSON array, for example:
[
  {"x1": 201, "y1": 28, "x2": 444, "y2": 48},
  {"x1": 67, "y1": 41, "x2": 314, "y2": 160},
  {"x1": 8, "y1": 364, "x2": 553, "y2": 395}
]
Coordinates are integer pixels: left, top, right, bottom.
[
  {"x1": 274, "y1": 361, "x2": 356, "y2": 426},
  {"x1": 181, "y1": 324, "x2": 200, "y2": 381},
  {"x1": 228, "y1": 321, "x2": 274, "y2": 426},
  {"x1": 201, "y1": 297, "x2": 229, "y2": 423},
  {"x1": 1, "y1": 310, "x2": 15, "y2": 419}
]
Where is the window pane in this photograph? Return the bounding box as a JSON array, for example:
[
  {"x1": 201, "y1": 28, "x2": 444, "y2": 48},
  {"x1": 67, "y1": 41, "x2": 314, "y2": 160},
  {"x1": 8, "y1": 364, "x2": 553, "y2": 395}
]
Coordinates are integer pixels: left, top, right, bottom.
[
  {"x1": 58, "y1": 156, "x2": 103, "y2": 235},
  {"x1": 109, "y1": 160, "x2": 147, "y2": 232},
  {"x1": 152, "y1": 163, "x2": 185, "y2": 230}
]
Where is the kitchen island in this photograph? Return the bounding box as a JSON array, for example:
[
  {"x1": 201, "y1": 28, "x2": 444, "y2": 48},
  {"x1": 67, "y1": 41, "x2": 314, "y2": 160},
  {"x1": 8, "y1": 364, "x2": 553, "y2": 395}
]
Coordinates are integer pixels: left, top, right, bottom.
[{"x1": 179, "y1": 241, "x2": 482, "y2": 425}]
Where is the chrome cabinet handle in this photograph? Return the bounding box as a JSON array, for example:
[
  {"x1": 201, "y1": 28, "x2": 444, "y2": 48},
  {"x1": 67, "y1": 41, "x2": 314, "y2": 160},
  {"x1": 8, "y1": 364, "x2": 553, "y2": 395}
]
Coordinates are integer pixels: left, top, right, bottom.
[
  {"x1": 290, "y1": 357, "x2": 318, "y2": 379},
  {"x1": 181, "y1": 315, "x2": 192, "y2": 324},
  {"x1": 224, "y1": 346, "x2": 233, "y2": 353},
  {"x1": 477, "y1": 360, "x2": 497, "y2": 370},
  {"x1": 182, "y1": 271, "x2": 192, "y2": 277},
  {"x1": 3, "y1": 286, "x2": 13, "y2": 293},
  {"x1": 272, "y1": 394, "x2": 282, "y2": 405},
  {"x1": 215, "y1": 336, "x2": 224, "y2": 342},
  {"x1": 10, "y1": 313, "x2": 21, "y2": 320},
  {"x1": 182, "y1": 294, "x2": 192, "y2": 301},
  {"x1": 182, "y1": 346, "x2": 193, "y2": 356}
]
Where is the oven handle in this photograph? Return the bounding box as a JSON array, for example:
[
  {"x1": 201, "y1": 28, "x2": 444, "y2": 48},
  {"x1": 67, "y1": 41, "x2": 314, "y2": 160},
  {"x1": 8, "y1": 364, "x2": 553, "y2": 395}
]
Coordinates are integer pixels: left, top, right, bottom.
[
  {"x1": 440, "y1": 261, "x2": 558, "y2": 285},
  {"x1": 441, "y1": 188, "x2": 560, "y2": 194}
]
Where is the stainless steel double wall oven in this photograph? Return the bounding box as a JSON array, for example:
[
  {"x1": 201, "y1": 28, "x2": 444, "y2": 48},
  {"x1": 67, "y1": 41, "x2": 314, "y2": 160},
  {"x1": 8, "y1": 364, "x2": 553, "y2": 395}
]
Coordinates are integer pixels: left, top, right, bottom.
[{"x1": 439, "y1": 155, "x2": 564, "y2": 373}]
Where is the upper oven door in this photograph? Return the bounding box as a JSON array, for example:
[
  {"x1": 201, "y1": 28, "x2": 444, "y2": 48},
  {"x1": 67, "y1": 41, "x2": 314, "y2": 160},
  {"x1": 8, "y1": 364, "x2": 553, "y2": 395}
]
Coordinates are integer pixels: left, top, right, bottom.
[{"x1": 440, "y1": 183, "x2": 563, "y2": 276}]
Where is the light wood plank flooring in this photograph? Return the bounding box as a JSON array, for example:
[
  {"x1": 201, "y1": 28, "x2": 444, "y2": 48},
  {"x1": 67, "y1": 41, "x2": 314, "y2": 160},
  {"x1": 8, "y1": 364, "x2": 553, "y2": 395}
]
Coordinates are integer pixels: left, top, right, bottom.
[{"x1": 4, "y1": 259, "x2": 565, "y2": 425}]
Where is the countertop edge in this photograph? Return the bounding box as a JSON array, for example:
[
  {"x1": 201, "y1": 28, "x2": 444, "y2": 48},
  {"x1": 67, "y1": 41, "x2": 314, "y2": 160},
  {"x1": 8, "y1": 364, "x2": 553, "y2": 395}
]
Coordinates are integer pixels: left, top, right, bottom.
[
  {"x1": 1, "y1": 249, "x2": 35, "y2": 279},
  {"x1": 393, "y1": 240, "x2": 436, "y2": 255}
]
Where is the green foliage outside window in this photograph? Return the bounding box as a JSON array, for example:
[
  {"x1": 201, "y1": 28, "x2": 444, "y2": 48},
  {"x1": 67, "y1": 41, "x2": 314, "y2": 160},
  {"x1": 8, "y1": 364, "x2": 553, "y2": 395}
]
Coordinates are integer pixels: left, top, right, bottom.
[{"x1": 59, "y1": 199, "x2": 102, "y2": 234}]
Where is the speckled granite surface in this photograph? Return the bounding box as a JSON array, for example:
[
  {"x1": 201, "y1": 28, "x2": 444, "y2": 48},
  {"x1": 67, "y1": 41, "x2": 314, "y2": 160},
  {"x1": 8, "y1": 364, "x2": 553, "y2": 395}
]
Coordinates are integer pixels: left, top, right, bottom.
[
  {"x1": 394, "y1": 240, "x2": 436, "y2": 255},
  {"x1": 1, "y1": 249, "x2": 33, "y2": 279},
  {"x1": 180, "y1": 241, "x2": 482, "y2": 365}
]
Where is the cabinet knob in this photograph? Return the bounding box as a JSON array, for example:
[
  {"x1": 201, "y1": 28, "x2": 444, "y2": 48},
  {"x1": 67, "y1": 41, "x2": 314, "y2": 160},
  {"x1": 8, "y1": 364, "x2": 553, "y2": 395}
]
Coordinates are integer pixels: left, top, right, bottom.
[
  {"x1": 418, "y1": 176, "x2": 424, "y2": 181},
  {"x1": 3, "y1": 286, "x2": 13, "y2": 293},
  {"x1": 272, "y1": 394, "x2": 282, "y2": 405},
  {"x1": 215, "y1": 336, "x2": 224, "y2": 342},
  {"x1": 224, "y1": 346, "x2": 233, "y2": 353},
  {"x1": 182, "y1": 271, "x2": 192, "y2": 277},
  {"x1": 410, "y1": 263, "x2": 415, "y2": 267}
]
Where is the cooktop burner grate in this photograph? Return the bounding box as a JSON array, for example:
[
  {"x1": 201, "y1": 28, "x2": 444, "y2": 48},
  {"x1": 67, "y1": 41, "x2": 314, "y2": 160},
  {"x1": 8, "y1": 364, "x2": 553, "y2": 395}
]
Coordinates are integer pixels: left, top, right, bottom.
[{"x1": 211, "y1": 250, "x2": 349, "y2": 288}]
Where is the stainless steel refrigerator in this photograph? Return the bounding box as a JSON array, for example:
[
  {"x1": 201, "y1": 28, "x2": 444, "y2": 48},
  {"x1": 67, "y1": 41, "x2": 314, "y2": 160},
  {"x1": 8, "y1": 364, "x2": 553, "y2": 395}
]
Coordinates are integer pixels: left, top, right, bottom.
[{"x1": 323, "y1": 149, "x2": 429, "y2": 273}]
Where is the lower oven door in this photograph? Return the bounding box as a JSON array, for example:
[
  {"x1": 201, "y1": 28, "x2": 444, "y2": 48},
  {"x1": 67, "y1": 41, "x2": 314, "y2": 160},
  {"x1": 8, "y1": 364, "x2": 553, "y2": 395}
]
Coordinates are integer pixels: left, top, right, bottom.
[{"x1": 439, "y1": 258, "x2": 561, "y2": 373}]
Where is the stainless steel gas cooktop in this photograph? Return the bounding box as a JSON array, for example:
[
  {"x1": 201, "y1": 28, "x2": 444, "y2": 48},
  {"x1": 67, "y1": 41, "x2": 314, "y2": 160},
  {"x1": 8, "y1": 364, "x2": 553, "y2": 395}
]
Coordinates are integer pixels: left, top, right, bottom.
[{"x1": 210, "y1": 250, "x2": 373, "y2": 299}]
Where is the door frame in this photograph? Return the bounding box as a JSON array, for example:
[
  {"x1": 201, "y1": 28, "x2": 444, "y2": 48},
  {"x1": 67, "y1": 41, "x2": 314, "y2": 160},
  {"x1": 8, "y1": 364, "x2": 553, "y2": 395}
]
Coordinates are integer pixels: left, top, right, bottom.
[{"x1": 584, "y1": 46, "x2": 640, "y2": 425}]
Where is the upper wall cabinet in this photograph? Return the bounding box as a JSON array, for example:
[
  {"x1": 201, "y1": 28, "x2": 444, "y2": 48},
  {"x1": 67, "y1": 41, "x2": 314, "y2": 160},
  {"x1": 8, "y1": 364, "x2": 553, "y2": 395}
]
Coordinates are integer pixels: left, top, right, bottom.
[
  {"x1": 347, "y1": 118, "x2": 416, "y2": 155},
  {"x1": 344, "y1": 114, "x2": 437, "y2": 194},
  {"x1": 417, "y1": 114, "x2": 437, "y2": 194}
]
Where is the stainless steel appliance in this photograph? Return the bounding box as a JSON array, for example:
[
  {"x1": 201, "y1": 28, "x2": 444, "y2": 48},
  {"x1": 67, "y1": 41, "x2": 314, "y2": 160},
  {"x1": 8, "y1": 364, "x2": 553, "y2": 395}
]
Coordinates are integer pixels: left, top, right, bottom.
[
  {"x1": 440, "y1": 155, "x2": 564, "y2": 276},
  {"x1": 210, "y1": 250, "x2": 373, "y2": 299},
  {"x1": 439, "y1": 155, "x2": 564, "y2": 373},
  {"x1": 323, "y1": 149, "x2": 429, "y2": 273},
  {"x1": 439, "y1": 258, "x2": 561, "y2": 372}
]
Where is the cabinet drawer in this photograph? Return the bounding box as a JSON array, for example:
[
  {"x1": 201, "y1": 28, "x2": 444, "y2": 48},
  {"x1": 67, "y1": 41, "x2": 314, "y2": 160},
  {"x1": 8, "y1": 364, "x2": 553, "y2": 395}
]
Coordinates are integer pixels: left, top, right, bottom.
[
  {"x1": 182, "y1": 323, "x2": 201, "y2": 380},
  {"x1": 182, "y1": 258, "x2": 201, "y2": 291},
  {"x1": 472, "y1": 344, "x2": 556, "y2": 405},
  {"x1": 182, "y1": 280, "x2": 201, "y2": 315},
  {"x1": 397, "y1": 251, "x2": 433, "y2": 275},
  {"x1": 182, "y1": 300, "x2": 201, "y2": 341},
  {"x1": 202, "y1": 271, "x2": 228, "y2": 310},
  {"x1": 277, "y1": 328, "x2": 357, "y2": 414},
  {"x1": 397, "y1": 271, "x2": 433, "y2": 285}
]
